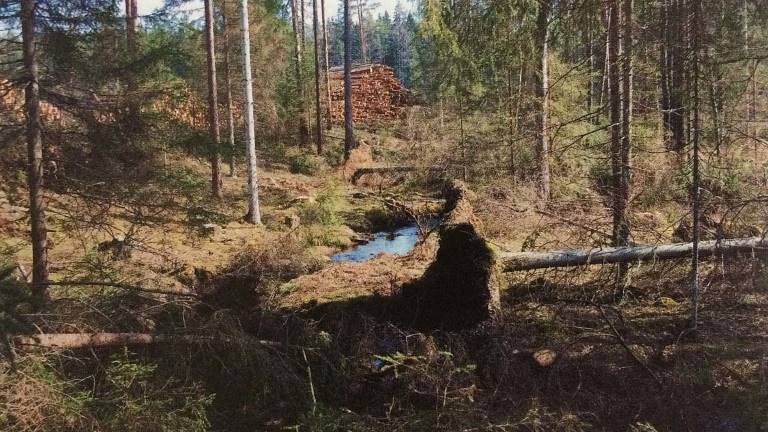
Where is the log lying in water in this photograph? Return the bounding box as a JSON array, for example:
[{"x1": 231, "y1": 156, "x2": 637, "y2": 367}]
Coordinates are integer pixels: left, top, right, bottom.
[
  {"x1": 500, "y1": 237, "x2": 768, "y2": 272},
  {"x1": 351, "y1": 165, "x2": 444, "y2": 184},
  {"x1": 12, "y1": 333, "x2": 280, "y2": 350}
]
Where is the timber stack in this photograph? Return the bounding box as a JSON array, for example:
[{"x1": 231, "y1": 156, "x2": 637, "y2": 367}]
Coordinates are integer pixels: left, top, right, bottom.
[{"x1": 329, "y1": 63, "x2": 412, "y2": 124}]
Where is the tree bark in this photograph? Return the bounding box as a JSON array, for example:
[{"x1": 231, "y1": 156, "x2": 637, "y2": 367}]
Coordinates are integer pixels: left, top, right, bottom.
[
  {"x1": 125, "y1": 0, "x2": 137, "y2": 55},
  {"x1": 343, "y1": 0, "x2": 355, "y2": 159},
  {"x1": 587, "y1": 18, "x2": 594, "y2": 119},
  {"x1": 21, "y1": 0, "x2": 49, "y2": 303},
  {"x1": 222, "y1": 0, "x2": 237, "y2": 177},
  {"x1": 615, "y1": 0, "x2": 633, "y2": 294},
  {"x1": 707, "y1": 68, "x2": 723, "y2": 157},
  {"x1": 534, "y1": 0, "x2": 551, "y2": 200},
  {"x1": 312, "y1": 0, "x2": 323, "y2": 154},
  {"x1": 204, "y1": 0, "x2": 223, "y2": 198},
  {"x1": 300, "y1": 0, "x2": 306, "y2": 49},
  {"x1": 689, "y1": 0, "x2": 702, "y2": 330},
  {"x1": 659, "y1": 0, "x2": 672, "y2": 139},
  {"x1": 507, "y1": 62, "x2": 516, "y2": 178},
  {"x1": 598, "y1": 6, "x2": 610, "y2": 125},
  {"x1": 357, "y1": 0, "x2": 367, "y2": 63},
  {"x1": 240, "y1": 0, "x2": 262, "y2": 224},
  {"x1": 321, "y1": 0, "x2": 332, "y2": 130},
  {"x1": 607, "y1": 0, "x2": 625, "y2": 276},
  {"x1": 290, "y1": 0, "x2": 309, "y2": 146},
  {"x1": 124, "y1": 0, "x2": 139, "y2": 126},
  {"x1": 501, "y1": 237, "x2": 768, "y2": 272},
  {"x1": 669, "y1": 0, "x2": 686, "y2": 153}
]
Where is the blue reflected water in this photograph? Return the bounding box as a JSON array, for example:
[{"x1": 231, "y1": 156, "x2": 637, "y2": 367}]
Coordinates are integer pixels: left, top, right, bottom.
[{"x1": 331, "y1": 224, "x2": 421, "y2": 263}]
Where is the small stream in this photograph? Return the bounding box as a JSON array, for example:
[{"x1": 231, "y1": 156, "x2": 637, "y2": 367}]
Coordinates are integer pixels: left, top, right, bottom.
[
  {"x1": 331, "y1": 215, "x2": 445, "y2": 264},
  {"x1": 331, "y1": 224, "x2": 422, "y2": 263}
]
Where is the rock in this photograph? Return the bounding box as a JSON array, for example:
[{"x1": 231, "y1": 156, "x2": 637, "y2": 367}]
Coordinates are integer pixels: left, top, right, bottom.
[
  {"x1": 533, "y1": 349, "x2": 557, "y2": 367},
  {"x1": 284, "y1": 214, "x2": 301, "y2": 229}
]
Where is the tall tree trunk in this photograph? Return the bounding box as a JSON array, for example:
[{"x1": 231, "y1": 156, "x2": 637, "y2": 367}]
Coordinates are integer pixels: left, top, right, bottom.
[
  {"x1": 125, "y1": 0, "x2": 137, "y2": 54},
  {"x1": 669, "y1": 0, "x2": 686, "y2": 154},
  {"x1": 312, "y1": 0, "x2": 323, "y2": 153},
  {"x1": 587, "y1": 18, "x2": 594, "y2": 119},
  {"x1": 343, "y1": 0, "x2": 354, "y2": 159},
  {"x1": 357, "y1": 0, "x2": 367, "y2": 63},
  {"x1": 750, "y1": 63, "x2": 757, "y2": 156},
  {"x1": 240, "y1": 0, "x2": 262, "y2": 224},
  {"x1": 708, "y1": 78, "x2": 722, "y2": 157},
  {"x1": 507, "y1": 63, "x2": 515, "y2": 178},
  {"x1": 222, "y1": 0, "x2": 237, "y2": 177},
  {"x1": 690, "y1": 0, "x2": 702, "y2": 331},
  {"x1": 534, "y1": 0, "x2": 551, "y2": 201},
  {"x1": 615, "y1": 0, "x2": 633, "y2": 298},
  {"x1": 204, "y1": 0, "x2": 223, "y2": 198},
  {"x1": 742, "y1": 0, "x2": 756, "y2": 155},
  {"x1": 515, "y1": 51, "x2": 526, "y2": 139},
  {"x1": 598, "y1": 6, "x2": 610, "y2": 125},
  {"x1": 608, "y1": 0, "x2": 622, "y2": 257},
  {"x1": 124, "y1": 0, "x2": 139, "y2": 126},
  {"x1": 21, "y1": 0, "x2": 49, "y2": 303},
  {"x1": 321, "y1": 0, "x2": 332, "y2": 130},
  {"x1": 290, "y1": 0, "x2": 309, "y2": 146},
  {"x1": 300, "y1": 0, "x2": 306, "y2": 50},
  {"x1": 659, "y1": 0, "x2": 672, "y2": 141},
  {"x1": 458, "y1": 94, "x2": 468, "y2": 181}
]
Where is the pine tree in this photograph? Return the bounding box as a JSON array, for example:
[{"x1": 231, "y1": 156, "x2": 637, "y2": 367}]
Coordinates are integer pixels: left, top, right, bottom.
[
  {"x1": 204, "y1": 0, "x2": 223, "y2": 198},
  {"x1": 21, "y1": 0, "x2": 49, "y2": 303},
  {"x1": 240, "y1": 0, "x2": 262, "y2": 224}
]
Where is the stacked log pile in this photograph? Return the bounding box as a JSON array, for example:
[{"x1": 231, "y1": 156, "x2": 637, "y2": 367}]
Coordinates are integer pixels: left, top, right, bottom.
[
  {"x1": 329, "y1": 64, "x2": 412, "y2": 124},
  {"x1": 1, "y1": 79, "x2": 65, "y2": 125}
]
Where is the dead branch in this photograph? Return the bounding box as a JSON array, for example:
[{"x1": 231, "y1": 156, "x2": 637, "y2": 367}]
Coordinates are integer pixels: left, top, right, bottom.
[
  {"x1": 43, "y1": 281, "x2": 198, "y2": 298},
  {"x1": 597, "y1": 305, "x2": 663, "y2": 387},
  {"x1": 12, "y1": 332, "x2": 281, "y2": 350}
]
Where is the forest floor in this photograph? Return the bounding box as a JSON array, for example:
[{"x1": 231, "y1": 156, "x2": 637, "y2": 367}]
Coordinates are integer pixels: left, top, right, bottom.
[{"x1": 1, "y1": 123, "x2": 767, "y2": 431}]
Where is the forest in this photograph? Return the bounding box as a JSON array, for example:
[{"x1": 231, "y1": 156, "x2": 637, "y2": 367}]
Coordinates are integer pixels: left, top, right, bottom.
[{"x1": 0, "y1": 0, "x2": 766, "y2": 429}]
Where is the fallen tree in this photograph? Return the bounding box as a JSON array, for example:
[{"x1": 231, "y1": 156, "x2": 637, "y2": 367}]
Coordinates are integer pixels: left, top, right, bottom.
[
  {"x1": 351, "y1": 165, "x2": 444, "y2": 185},
  {"x1": 501, "y1": 236, "x2": 768, "y2": 272},
  {"x1": 12, "y1": 332, "x2": 281, "y2": 350}
]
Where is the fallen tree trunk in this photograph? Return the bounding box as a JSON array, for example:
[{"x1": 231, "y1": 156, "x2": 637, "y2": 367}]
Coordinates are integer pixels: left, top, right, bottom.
[
  {"x1": 12, "y1": 332, "x2": 281, "y2": 350},
  {"x1": 351, "y1": 165, "x2": 444, "y2": 184},
  {"x1": 501, "y1": 237, "x2": 768, "y2": 272}
]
